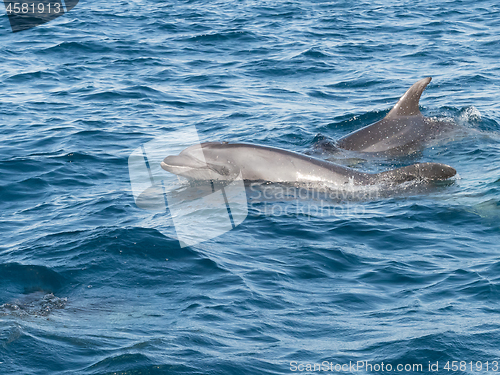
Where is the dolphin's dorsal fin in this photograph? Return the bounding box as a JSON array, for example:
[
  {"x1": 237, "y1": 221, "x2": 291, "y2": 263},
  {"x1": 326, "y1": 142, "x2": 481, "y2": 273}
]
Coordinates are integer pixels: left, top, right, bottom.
[{"x1": 386, "y1": 77, "x2": 431, "y2": 118}]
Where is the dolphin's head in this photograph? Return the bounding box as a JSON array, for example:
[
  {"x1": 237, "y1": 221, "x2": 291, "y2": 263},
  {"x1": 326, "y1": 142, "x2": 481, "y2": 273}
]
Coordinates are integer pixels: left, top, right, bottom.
[
  {"x1": 413, "y1": 162, "x2": 457, "y2": 181},
  {"x1": 377, "y1": 162, "x2": 456, "y2": 184},
  {"x1": 161, "y1": 143, "x2": 237, "y2": 180}
]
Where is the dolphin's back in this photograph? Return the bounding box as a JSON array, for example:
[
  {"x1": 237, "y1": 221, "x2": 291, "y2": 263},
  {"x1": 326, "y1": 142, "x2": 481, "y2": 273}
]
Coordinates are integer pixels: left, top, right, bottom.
[
  {"x1": 335, "y1": 77, "x2": 453, "y2": 155},
  {"x1": 203, "y1": 143, "x2": 370, "y2": 184},
  {"x1": 336, "y1": 116, "x2": 426, "y2": 154}
]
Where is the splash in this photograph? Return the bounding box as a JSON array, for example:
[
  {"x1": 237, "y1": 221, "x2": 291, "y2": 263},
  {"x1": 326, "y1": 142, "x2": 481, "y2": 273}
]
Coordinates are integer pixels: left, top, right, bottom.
[{"x1": 458, "y1": 106, "x2": 482, "y2": 124}]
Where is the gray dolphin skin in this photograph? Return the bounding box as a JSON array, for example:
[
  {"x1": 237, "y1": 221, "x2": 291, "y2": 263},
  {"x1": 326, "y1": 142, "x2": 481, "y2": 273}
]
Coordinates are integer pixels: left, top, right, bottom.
[
  {"x1": 161, "y1": 142, "x2": 456, "y2": 186},
  {"x1": 335, "y1": 77, "x2": 453, "y2": 155}
]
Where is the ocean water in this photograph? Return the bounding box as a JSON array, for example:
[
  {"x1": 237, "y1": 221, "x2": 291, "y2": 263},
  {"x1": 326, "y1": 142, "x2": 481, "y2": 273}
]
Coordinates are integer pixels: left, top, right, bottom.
[{"x1": 1, "y1": 0, "x2": 500, "y2": 374}]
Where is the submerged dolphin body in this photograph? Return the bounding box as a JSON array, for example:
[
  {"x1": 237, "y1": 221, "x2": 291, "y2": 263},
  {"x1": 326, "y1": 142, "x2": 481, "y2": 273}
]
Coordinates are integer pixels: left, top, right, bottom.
[
  {"x1": 161, "y1": 142, "x2": 456, "y2": 186},
  {"x1": 334, "y1": 77, "x2": 453, "y2": 155}
]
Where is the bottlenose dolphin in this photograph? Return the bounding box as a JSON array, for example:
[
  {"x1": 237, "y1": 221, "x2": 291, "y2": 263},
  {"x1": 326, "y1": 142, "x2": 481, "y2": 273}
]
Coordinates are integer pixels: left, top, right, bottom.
[
  {"x1": 161, "y1": 142, "x2": 456, "y2": 186},
  {"x1": 332, "y1": 77, "x2": 454, "y2": 155}
]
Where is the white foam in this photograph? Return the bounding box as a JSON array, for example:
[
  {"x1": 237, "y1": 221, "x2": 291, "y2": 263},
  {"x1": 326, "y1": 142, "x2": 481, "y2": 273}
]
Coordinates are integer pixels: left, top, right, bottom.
[{"x1": 459, "y1": 106, "x2": 482, "y2": 124}]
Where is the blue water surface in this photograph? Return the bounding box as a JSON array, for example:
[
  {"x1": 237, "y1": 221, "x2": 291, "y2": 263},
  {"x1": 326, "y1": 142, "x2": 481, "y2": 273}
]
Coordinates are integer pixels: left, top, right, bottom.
[{"x1": 1, "y1": 0, "x2": 500, "y2": 374}]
